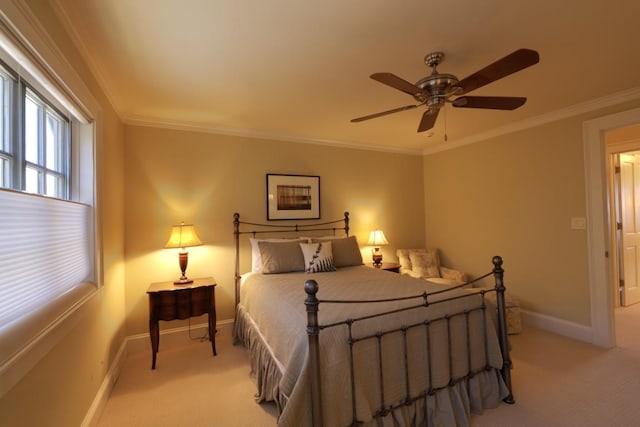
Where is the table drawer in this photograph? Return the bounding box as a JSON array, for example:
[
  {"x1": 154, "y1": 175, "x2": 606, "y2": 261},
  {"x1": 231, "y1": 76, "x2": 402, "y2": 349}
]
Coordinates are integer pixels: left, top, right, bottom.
[{"x1": 152, "y1": 286, "x2": 211, "y2": 320}]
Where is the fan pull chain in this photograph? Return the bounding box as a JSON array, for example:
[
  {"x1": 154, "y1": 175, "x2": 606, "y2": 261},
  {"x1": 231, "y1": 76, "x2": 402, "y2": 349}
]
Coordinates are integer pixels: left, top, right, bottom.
[{"x1": 443, "y1": 105, "x2": 448, "y2": 142}]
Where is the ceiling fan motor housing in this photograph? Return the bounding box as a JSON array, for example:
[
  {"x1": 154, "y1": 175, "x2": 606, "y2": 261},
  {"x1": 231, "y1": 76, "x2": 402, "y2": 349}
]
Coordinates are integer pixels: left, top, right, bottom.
[
  {"x1": 415, "y1": 51, "x2": 460, "y2": 108},
  {"x1": 415, "y1": 73, "x2": 459, "y2": 106}
]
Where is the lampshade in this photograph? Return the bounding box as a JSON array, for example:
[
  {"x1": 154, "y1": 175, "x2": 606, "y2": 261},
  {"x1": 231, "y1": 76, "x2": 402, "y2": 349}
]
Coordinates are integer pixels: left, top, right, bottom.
[
  {"x1": 165, "y1": 223, "x2": 203, "y2": 249},
  {"x1": 165, "y1": 223, "x2": 202, "y2": 285},
  {"x1": 367, "y1": 230, "x2": 389, "y2": 247}
]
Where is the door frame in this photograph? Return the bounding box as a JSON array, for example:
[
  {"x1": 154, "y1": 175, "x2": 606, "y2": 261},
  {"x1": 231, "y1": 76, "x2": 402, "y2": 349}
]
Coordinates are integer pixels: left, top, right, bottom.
[{"x1": 584, "y1": 106, "x2": 640, "y2": 347}]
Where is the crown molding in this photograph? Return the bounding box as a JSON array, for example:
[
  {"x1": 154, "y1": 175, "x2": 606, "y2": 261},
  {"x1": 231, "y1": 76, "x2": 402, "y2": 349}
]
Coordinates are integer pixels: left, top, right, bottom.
[
  {"x1": 48, "y1": 0, "x2": 119, "y2": 119},
  {"x1": 1, "y1": 0, "x2": 100, "y2": 120},
  {"x1": 422, "y1": 87, "x2": 640, "y2": 155},
  {"x1": 123, "y1": 115, "x2": 425, "y2": 156},
  {"x1": 127, "y1": 87, "x2": 640, "y2": 157}
]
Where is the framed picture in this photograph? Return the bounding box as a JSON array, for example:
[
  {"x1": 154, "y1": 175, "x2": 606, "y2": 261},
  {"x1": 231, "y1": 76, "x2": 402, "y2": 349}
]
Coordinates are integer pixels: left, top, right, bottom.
[{"x1": 266, "y1": 174, "x2": 320, "y2": 220}]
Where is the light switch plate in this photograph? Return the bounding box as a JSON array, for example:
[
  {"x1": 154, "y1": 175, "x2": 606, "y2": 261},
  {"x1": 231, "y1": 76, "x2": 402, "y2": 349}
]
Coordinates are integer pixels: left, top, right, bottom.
[{"x1": 571, "y1": 217, "x2": 586, "y2": 230}]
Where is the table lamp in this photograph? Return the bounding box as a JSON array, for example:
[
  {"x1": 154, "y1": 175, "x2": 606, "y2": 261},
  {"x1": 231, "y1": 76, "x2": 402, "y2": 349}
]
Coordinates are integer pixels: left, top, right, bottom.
[
  {"x1": 367, "y1": 230, "x2": 389, "y2": 266},
  {"x1": 165, "y1": 222, "x2": 203, "y2": 284}
]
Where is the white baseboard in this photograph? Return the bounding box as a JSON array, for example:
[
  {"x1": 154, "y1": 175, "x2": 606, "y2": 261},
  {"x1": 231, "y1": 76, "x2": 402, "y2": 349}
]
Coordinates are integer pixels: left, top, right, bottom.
[
  {"x1": 521, "y1": 309, "x2": 593, "y2": 343},
  {"x1": 82, "y1": 318, "x2": 234, "y2": 426},
  {"x1": 80, "y1": 335, "x2": 127, "y2": 427},
  {"x1": 125, "y1": 318, "x2": 234, "y2": 354}
]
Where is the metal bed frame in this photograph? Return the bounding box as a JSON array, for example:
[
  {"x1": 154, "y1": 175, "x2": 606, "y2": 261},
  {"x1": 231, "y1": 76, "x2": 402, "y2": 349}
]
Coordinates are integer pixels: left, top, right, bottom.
[{"x1": 233, "y1": 212, "x2": 514, "y2": 426}]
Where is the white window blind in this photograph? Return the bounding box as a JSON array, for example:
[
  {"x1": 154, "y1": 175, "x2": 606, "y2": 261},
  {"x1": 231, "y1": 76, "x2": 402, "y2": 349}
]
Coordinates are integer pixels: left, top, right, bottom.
[{"x1": 0, "y1": 189, "x2": 93, "y2": 334}]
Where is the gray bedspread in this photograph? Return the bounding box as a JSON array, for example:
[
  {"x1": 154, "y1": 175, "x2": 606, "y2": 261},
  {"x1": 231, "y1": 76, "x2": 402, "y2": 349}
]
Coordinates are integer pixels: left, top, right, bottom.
[{"x1": 235, "y1": 265, "x2": 509, "y2": 427}]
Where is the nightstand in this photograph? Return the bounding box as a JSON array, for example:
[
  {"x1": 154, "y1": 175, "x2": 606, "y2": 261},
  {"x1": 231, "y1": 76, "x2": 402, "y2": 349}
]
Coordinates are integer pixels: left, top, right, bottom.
[
  {"x1": 147, "y1": 277, "x2": 217, "y2": 369},
  {"x1": 367, "y1": 262, "x2": 401, "y2": 273}
]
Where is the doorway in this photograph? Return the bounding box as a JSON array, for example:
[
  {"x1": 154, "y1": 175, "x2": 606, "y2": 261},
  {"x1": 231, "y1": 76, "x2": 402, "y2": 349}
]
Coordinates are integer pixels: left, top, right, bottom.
[
  {"x1": 583, "y1": 107, "x2": 640, "y2": 348},
  {"x1": 607, "y1": 138, "x2": 640, "y2": 308}
]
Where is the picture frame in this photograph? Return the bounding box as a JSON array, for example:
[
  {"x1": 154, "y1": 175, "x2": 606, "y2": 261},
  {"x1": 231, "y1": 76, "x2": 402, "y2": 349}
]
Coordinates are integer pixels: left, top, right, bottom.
[{"x1": 266, "y1": 173, "x2": 320, "y2": 220}]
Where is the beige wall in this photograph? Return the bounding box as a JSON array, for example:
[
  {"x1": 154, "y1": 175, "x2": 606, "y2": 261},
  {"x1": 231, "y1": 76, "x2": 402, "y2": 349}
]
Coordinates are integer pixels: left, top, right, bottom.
[
  {"x1": 0, "y1": 1, "x2": 126, "y2": 426},
  {"x1": 423, "y1": 102, "x2": 640, "y2": 326},
  {"x1": 123, "y1": 125, "x2": 426, "y2": 335}
]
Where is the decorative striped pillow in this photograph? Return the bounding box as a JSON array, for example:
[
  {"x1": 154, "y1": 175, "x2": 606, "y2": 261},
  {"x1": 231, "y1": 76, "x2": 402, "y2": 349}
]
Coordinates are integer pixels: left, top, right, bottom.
[{"x1": 299, "y1": 242, "x2": 336, "y2": 273}]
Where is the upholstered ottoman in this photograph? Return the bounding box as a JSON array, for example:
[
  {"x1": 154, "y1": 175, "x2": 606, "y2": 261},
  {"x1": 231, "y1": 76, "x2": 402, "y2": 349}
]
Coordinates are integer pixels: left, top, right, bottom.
[{"x1": 483, "y1": 291, "x2": 522, "y2": 335}]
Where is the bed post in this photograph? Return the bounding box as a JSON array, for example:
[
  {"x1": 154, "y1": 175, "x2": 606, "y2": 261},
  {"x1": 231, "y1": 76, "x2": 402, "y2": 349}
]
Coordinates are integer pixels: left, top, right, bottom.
[
  {"x1": 344, "y1": 211, "x2": 350, "y2": 236},
  {"x1": 234, "y1": 213, "x2": 240, "y2": 314},
  {"x1": 492, "y1": 255, "x2": 515, "y2": 404},
  {"x1": 305, "y1": 280, "x2": 324, "y2": 427}
]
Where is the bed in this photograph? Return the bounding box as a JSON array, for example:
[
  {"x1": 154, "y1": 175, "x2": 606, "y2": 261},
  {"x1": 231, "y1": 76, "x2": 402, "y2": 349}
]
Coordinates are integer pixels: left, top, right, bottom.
[{"x1": 233, "y1": 212, "x2": 514, "y2": 427}]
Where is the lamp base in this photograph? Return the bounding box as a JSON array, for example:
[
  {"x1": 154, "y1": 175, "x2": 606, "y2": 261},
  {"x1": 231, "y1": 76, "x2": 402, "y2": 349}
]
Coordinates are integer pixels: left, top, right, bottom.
[
  {"x1": 372, "y1": 253, "x2": 383, "y2": 266},
  {"x1": 174, "y1": 251, "x2": 193, "y2": 285}
]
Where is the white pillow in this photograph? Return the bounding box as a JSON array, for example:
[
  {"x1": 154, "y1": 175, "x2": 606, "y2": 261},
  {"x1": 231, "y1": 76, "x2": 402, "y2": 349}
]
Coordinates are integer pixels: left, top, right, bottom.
[
  {"x1": 249, "y1": 237, "x2": 307, "y2": 272},
  {"x1": 299, "y1": 241, "x2": 336, "y2": 273}
]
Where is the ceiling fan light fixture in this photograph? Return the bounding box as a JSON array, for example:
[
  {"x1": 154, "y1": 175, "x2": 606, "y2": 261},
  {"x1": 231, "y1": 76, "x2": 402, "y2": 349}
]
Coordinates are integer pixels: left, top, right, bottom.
[{"x1": 351, "y1": 48, "x2": 539, "y2": 133}]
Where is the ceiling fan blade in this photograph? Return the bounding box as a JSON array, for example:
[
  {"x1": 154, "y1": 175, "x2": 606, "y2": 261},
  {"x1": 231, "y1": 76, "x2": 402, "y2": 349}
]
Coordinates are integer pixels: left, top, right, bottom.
[
  {"x1": 452, "y1": 96, "x2": 527, "y2": 110},
  {"x1": 371, "y1": 72, "x2": 424, "y2": 97},
  {"x1": 418, "y1": 109, "x2": 439, "y2": 132},
  {"x1": 455, "y1": 49, "x2": 539, "y2": 95},
  {"x1": 351, "y1": 104, "x2": 419, "y2": 122}
]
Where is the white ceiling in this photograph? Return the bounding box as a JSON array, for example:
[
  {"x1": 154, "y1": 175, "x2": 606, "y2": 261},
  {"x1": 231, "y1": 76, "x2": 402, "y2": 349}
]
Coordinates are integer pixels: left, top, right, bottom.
[{"x1": 51, "y1": 0, "x2": 640, "y2": 154}]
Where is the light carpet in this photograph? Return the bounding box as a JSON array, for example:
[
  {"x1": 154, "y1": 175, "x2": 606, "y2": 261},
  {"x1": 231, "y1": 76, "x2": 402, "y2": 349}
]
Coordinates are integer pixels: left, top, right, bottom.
[
  {"x1": 471, "y1": 304, "x2": 640, "y2": 427},
  {"x1": 96, "y1": 327, "x2": 278, "y2": 427},
  {"x1": 98, "y1": 305, "x2": 640, "y2": 426}
]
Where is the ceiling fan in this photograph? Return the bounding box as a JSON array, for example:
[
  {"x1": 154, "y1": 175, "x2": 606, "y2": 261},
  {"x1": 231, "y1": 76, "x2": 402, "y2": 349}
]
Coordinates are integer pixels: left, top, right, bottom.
[{"x1": 351, "y1": 49, "x2": 540, "y2": 133}]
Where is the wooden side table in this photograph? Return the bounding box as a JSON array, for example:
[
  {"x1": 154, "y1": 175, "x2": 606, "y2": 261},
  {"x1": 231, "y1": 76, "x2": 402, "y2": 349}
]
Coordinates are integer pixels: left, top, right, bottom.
[
  {"x1": 367, "y1": 262, "x2": 401, "y2": 273},
  {"x1": 147, "y1": 277, "x2": 217, "y2": 369}
]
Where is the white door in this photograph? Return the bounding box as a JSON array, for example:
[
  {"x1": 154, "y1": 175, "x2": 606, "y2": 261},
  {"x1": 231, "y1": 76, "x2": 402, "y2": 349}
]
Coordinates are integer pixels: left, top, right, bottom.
[{"x1": 619, "y1": 152, "x2": 640, "y2": 306}]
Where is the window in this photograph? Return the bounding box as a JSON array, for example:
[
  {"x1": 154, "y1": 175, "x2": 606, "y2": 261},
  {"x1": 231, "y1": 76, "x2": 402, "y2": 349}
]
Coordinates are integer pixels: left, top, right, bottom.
[
  {"x1": 0, "y1": 62, "x2": 71, "y2": 199},
  {"x1": 0, "y1": 8, "x2": 98, "y2": 398},
  {"x1": 25, "y1": 89, "x2": 70, "y2": 198},
  {"x1": 0, "y1": 67, "x2": 13, "y2": 188}
]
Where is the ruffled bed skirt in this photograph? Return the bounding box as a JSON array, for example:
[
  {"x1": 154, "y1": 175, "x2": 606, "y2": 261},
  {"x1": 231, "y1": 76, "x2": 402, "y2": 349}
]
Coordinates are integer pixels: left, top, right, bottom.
[
  {"x1": 234, "y1": 306, "x2": 510, "y2": 427},
  {"x1": 234, "y1": 306, "x2": 289, "y2": 413},
  {"x1": 362, "y1": 370, "x2": 509, "y2": 427}
]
